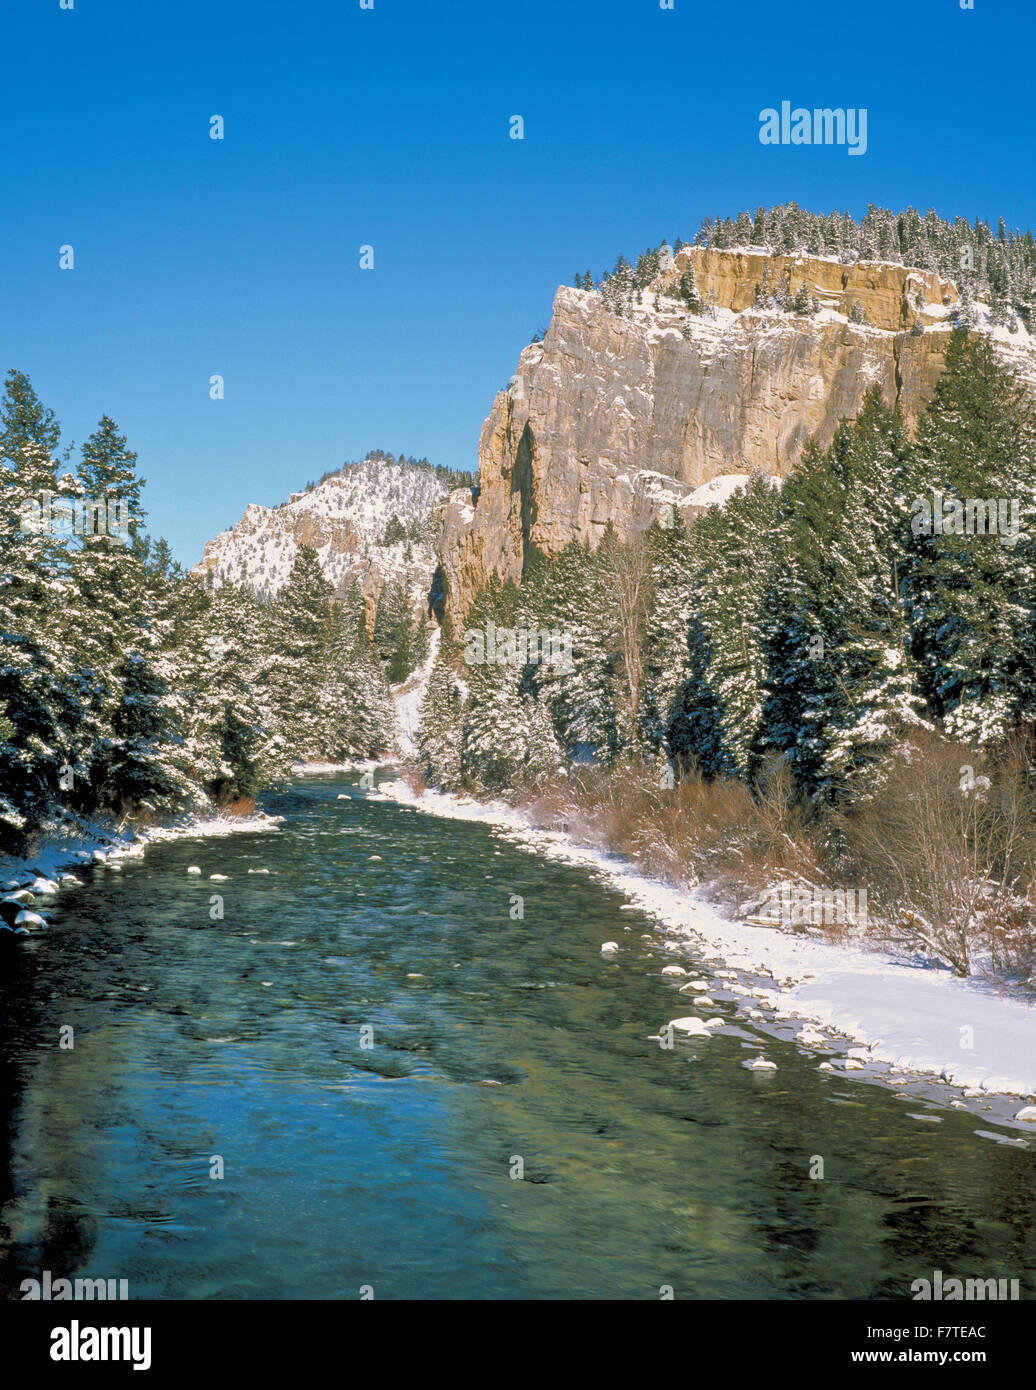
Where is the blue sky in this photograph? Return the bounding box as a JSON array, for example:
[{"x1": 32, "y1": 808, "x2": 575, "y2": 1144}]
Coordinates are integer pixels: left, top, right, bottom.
[{"x1": 2, "y1": 0, "x2": 1033, "y2": 565}]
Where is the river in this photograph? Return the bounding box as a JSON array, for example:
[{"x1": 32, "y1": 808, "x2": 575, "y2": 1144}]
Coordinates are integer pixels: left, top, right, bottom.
[{"x1": 1, "y1": 771, "x2": 1034, "y2": 1299}]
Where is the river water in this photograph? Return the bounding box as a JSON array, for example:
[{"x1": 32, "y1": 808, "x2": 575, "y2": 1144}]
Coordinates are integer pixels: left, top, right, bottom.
[{"x1": 1, "y1": 771, "x2": 1034, "y2": 1299}]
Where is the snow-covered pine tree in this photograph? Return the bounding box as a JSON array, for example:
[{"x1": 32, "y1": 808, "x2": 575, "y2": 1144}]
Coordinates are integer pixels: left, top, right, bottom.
[
  {"x1": 0, "y1": 371, "x2": 81, "y2": 845},
  {"x1": 416, "y1": 626, "x2": 465, "y2": 790},
  {"x1": 679, "y1": 266, "x2": 701, "y2": 313},
  {"x1": 267, "y1": 545, "x2": 336, "y2": 761},
  {"x1": 667, "y1": 475, "x2": 780, "y2": 779},
  {"x1": 900, "y1": 328, "x2": 1036, "y2": 744},
  {"x1": 459, "y1": 576, "x2": 564, "y2": 791},
  {"x1": 316, "y1": 603, "x2": 394, "y2": 760},
  {"x1": 172, "y1": 579, "x2": 279, "y2": 802},
  {"x1": 64, "y1": 416, "x2": 168, "y2": 812},
  {"x1": 522, "y1": 542, "x2": 619, "y2": 763},
  {"x1": 639, "y1": 512, "x2": 698, "y2": 758},
  {"x1": 810, "y1": 389, "x2": 928, "y2": 796}
]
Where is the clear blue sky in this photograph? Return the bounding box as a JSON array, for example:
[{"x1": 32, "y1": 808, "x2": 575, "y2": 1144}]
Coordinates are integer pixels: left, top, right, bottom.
[{"x1": 3, "y1": 0, "x2": 1033, "y2": 566}]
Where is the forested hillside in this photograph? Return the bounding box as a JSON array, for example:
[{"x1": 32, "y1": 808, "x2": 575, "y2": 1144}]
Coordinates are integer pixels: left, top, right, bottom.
[
  {"x1": 586, "y1": 202, "x2": 1036, "y2": 330},
  {"x1": 418, "y1": 329, "x2": 1036, "y2": 975},
  {"x1": 0, "y1": 371, "x2": 396, "y2": 851}
]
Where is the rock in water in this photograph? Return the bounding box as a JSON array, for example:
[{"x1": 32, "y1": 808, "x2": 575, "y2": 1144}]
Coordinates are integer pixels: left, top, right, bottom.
[
  {"x1": 667, "y1": 1016, "x2": 711, "y2": 1036},
  {"x1": 15, "y1": 910, "x2": 47, "y2": 930}
]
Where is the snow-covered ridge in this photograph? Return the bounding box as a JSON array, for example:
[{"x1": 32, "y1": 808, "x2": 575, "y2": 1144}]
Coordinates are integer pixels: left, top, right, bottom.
[{"x1": 192, "y1": 456, "x2": 450, "y2": 609}]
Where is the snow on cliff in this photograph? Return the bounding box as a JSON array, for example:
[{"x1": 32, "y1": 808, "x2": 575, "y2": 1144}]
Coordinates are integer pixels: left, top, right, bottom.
[{"x1": 192, "y1": 456, "x2": 450, "y2": 609}]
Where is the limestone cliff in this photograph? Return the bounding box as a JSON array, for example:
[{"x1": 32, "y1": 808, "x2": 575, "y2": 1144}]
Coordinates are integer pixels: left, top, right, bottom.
[{"x1": 439, "y1": 247, "x2": 1036, "y2": 620}]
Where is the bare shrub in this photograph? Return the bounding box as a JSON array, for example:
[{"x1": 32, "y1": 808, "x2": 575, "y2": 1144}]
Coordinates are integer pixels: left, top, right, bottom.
[
  {"x1": 521, "y1": 755, "x2": 823, "y2": 907},
  {"x1": 842, "y1": 730, "x2": 1036, "y2": 976}
]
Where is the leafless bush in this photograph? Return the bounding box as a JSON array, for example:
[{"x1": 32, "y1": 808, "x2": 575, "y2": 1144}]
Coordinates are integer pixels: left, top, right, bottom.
[
  {"x1": 522, "y1": 755, "x2": 822, "y2": 905},
  {"x1": 842, "y1": 730, "x2": 1036, "y2": 976}
]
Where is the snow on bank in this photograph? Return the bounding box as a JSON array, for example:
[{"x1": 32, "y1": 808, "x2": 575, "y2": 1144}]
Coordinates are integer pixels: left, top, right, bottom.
[
  {"x1": 292, "y1": 760, "x2": 381, "y2": 775},
  {"x1": 373, "y1": 778, "x2": 1036, "y2": 1119},
  {"x1": 0, "y1": 811, "x2": 282, "y2": 900}
]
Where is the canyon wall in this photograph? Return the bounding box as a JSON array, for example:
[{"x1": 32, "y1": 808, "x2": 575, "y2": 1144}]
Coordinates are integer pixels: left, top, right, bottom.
[{"x1": 439, "y1": 247, "x2": 1036, "y2": 620}]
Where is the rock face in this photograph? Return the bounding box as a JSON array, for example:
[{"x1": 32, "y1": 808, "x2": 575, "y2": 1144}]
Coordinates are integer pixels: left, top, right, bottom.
[
  {"x1": 439, "y1": 247, "x2": 1036, "y2": 621},
  {"x1": 193, "y1": 456, "x2": 448, "y2": 628}
]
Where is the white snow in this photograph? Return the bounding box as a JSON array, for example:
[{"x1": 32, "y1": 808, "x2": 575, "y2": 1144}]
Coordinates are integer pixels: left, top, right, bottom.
[{"x1": 391, "y1": 625, "x2": 441, "y2": 758}]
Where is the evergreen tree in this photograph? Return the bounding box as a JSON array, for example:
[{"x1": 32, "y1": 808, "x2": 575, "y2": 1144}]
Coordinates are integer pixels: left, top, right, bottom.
[
  {"x1": 679, "y1": 267, "x2": 701, "y2": 313},
  {"x1": 0, "y1": 371, "x2": 79, "y2": 844},
  {"x1": 268, "y1": 546, "x2": 336, "y2": 760},
  {"x1": 901, "y1": 330, "x2": 1036, "y2": 744},
  {"x1": 668, "y1": 477, "x2": 780, "y2": 778}
]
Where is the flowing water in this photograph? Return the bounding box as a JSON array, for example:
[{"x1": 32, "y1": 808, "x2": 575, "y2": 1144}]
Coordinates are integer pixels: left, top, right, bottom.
[{"x1": 1, "y1": 772, "x2": 1035, "y2": 1300}]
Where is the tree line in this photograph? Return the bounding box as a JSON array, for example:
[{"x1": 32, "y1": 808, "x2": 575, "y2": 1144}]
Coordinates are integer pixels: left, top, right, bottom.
[{"x1": 0, "y1": 370, "x2": 396, "y2": 851}]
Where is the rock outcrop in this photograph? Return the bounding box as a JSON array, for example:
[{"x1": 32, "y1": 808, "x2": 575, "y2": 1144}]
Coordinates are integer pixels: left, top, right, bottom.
[
  {"x1": 193, "y1": 456, "x2": 448, "y2": 628},
  {"x1": 439, "y1": 247, "x2": 1036, "y2": 621}
]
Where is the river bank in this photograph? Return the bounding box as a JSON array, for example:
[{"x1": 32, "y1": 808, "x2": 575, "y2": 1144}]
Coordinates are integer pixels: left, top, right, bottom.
[
  {"x1": 0, "y1": 808, "x2": 283, "y2": 929},
  {"x1": 375, "y1": 772, "x2": 1036, "y2": 1128}
]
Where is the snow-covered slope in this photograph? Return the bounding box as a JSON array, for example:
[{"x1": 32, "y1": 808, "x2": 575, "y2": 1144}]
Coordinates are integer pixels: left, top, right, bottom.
[
  {"x1": 192, "y1": 456, "x2": 450, "y2": 613},
  {"x1": 392, "y1": 624, "x2": 441, "y2": 758}
]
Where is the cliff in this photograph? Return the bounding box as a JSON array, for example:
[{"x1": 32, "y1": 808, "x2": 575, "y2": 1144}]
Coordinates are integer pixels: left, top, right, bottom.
[
  {"x1": 439, "y1": 247, "x2": 1036, "y2": 620},
  {"x1": 192, "y1": 456, "x2": 447, "y2": 628}
]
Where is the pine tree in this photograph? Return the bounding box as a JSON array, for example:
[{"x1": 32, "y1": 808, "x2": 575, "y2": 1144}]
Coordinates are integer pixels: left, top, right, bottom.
[
  {"x1": 0, "y1": 371, "x2": 79, "y2": 844},
  {"x1": 792, "y1": 281, "x2": 814, "y2": 316},
  {"x1": 901, "y1": 329, "x2": 1036, "y2": 744},
  {"x1": 679, "y1": 267, "x2": 701, "y2": 313},
  {"x1": 267, "y1": 545, "x2": 336, "y2": 760},
  {"x1": 417, "y1": 649, "x2": 464, "y2": 789},
  {"x1": 667, "y1": 476, "x2": 780, "y2": 778}
]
